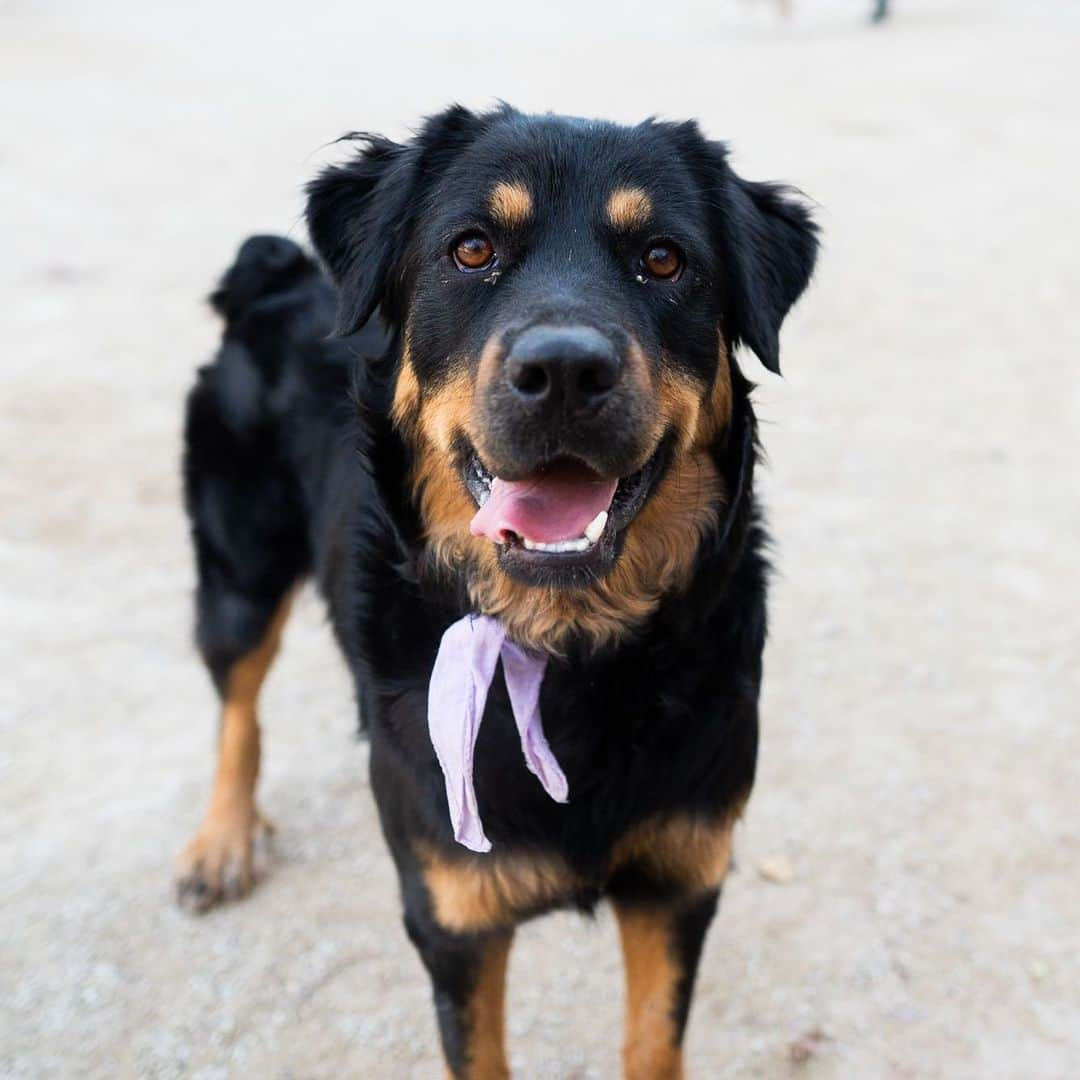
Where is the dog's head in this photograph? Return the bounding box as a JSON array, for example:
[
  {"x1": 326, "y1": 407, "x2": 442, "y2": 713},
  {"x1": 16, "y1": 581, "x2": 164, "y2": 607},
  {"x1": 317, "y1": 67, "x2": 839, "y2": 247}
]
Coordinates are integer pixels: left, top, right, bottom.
[{"x1": 307, "y1": 105, "x2": 817, "y2": 651}]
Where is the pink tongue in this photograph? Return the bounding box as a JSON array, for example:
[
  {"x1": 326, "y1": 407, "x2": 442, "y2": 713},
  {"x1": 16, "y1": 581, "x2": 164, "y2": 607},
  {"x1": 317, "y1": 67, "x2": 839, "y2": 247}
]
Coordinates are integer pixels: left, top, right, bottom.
[{"x1": 470, "y1": 460, "x2": 617, "y2": 545}]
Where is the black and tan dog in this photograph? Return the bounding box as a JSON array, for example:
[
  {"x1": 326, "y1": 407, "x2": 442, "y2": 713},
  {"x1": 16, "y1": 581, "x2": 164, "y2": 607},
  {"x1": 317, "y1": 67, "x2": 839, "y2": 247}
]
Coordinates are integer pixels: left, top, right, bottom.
[{"x1": 177, "y1": 105, "x2": 817, "y2": 1078}]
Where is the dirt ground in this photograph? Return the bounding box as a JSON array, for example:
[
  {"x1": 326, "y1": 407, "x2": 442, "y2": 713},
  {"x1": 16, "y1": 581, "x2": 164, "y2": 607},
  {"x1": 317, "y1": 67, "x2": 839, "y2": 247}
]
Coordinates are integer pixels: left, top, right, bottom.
[{"x1": 2, "y1": 0, "x2": 1078, "y2": 1076}]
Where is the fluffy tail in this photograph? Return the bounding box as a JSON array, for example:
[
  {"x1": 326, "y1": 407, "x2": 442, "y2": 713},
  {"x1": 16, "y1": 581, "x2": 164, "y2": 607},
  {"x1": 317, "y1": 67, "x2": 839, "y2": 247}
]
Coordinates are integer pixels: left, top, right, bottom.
[
  {"x1": 194, "y1": 235, "x2": 338, "y2": 446},
  {"x1": 209, "y1": 235, "x2": 325, "y2": 324}
]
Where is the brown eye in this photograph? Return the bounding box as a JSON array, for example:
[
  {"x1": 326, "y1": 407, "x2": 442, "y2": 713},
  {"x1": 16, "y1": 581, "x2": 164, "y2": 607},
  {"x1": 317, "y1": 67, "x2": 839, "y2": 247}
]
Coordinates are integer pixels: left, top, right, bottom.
[
  {"x1": 452, "y1": 231, "x2": 496, "y2": 272},
  {"x1": 641, "y1": 242, "x2": 683, "y2": 281}
]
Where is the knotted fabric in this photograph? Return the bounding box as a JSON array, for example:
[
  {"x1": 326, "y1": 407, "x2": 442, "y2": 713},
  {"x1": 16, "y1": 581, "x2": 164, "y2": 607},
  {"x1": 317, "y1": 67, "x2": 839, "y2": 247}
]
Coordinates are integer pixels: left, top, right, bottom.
[{"x1": 427, "y1": 614, "x2": 568, "y2": 852}]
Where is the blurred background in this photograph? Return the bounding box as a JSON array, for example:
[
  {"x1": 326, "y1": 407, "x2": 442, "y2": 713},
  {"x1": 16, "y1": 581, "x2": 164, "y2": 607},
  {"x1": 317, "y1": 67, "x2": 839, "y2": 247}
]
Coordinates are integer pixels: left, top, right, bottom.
[{"x1": 3, "y1": 0, "x2": 1078, "y2": 1075}]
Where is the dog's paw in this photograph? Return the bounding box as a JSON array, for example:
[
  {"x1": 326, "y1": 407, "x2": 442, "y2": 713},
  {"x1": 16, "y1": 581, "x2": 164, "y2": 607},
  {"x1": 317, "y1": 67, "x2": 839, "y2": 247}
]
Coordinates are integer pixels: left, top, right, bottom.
[{"x1": 175, "y1": 808, "x2": 274, "y2": 914}]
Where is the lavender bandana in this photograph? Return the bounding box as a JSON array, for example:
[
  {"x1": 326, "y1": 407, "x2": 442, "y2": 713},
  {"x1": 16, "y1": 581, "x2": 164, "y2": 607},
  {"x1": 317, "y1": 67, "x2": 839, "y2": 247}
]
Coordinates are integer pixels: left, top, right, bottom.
[{"x1": 427, "y1": 614, "x2": 568, "y2": 852}]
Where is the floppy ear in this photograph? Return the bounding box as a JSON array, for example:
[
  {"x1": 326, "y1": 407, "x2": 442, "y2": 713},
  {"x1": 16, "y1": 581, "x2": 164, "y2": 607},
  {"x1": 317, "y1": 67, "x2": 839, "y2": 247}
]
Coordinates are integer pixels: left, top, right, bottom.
[
  {"x1": 720, "y1": 174, "x2": 819, "y2": 374},
  {"x1": 305, "y1": 105, "x2": 484, "y2": 335},
  {"x1": 674, "y1": 123, "x2": 818, "y2": 374}
]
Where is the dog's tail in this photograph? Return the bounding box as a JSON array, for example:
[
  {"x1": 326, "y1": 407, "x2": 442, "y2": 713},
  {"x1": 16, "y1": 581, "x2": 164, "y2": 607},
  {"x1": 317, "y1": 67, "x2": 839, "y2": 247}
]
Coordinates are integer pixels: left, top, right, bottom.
[
  {"x1": 191, "y1": 235, "x2": 341, "y2": 450},
  {"x1": 207, "y1": 233, "x2": 388, "y2": 365},
  {"x1": 209, "y1": 234, "x2": 333, "y2": 332}
]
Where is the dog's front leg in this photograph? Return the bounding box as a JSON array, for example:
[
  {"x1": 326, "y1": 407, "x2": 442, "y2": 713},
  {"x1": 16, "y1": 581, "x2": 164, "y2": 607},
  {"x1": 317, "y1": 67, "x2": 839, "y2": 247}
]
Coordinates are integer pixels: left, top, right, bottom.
[
  {"x1": 612, "y1": 890, "x2": 721, "y2": 1080},
  {"x1": 404, "y1": 912, "x2": 513, "y2": 1080}
]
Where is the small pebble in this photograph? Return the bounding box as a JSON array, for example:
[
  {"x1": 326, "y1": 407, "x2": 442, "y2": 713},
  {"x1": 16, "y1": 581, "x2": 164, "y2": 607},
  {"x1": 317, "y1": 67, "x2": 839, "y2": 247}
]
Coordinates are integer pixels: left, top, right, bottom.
[
  {"x1": 757, "y1": 854, "x2": 795, "y2": 885},
  {"x1": 788, "y1": 1026, "x2": 828, "y2": 1064}
]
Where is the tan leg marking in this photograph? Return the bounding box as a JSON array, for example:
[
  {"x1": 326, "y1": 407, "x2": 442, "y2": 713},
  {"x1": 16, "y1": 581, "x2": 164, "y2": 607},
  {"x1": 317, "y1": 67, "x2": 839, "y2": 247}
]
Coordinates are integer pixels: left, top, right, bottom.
[
  {"x1": 611, "y1": 811, "x2": 741, "y2": 1077},
  {"x1": 615, "y1": 905, "x2": 686, "y2": 1080},
  {"x1": 176, "y1": 594, "x2": 292, "y2": 912},
  {"x1": 461, "y1": 932, "x2": 514, "y2": 1080}
]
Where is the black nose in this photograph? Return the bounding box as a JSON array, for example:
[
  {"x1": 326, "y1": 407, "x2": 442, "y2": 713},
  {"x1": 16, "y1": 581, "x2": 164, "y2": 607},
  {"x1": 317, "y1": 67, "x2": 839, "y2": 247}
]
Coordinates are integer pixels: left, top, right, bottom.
[{"x1": 504, "y1": 325, "x2": 620, "y2": 417}]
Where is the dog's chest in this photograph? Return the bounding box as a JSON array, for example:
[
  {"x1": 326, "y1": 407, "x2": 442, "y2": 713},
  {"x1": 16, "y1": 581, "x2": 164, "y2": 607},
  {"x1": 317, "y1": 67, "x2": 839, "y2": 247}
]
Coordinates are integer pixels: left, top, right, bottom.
[{"x1": 469, "y1": 652, "x2": 752, "y2": 847}]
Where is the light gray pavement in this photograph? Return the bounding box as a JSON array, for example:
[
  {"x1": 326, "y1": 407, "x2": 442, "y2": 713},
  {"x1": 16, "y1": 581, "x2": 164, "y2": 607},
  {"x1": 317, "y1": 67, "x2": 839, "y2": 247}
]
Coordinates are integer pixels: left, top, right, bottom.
[{"x1": 2, "y1": 1, "x2": 1078, "y2": 1075}]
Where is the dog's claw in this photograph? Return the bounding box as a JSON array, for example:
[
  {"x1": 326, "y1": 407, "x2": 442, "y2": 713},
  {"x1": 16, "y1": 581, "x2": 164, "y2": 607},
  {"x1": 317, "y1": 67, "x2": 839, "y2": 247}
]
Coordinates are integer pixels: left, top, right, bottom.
[{"x1": 176, "y1": 873, "x2": 214, "y2": 915}]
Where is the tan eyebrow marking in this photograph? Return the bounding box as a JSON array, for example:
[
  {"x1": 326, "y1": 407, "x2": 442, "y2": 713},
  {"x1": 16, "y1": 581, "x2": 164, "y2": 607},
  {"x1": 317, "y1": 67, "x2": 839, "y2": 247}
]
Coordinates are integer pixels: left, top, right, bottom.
[
  {"x1": 488, "y1": 181, "x2": 533, "y2": 228},
  {"x1": 607, "y1": 187, "x2": 653, "y2": 231}
]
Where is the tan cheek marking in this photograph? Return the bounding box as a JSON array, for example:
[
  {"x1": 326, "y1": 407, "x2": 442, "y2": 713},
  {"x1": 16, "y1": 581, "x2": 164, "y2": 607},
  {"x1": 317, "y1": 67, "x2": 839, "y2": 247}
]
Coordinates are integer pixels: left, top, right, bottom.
[
  {"x1": 416, "y1": 368, "x2": 476, "y2": 454},
  {"x1": 607, "y1": 187, "x2": 653, "y2": 231},
  {"x1": 488, "y1": 181, "x2": 533, "y2": 229},
  {"x1": 396, "y1": 351, "x2": 483, "y2": 575},
  {"x1": 390, "y1": 349, "x2": 421, "y2": 431},
  {"x1": 414, "y1": 450, "x2": 478, "y2": 565},
  {"x1": 625, "y1": 338, "x2": 676, "y2": 464},
  {"x1": 656, "y1": 368, "x2": 705, "y2": 453},
  {"x1": 640, "y1": 334, "x2": 735, "y2": 454},
  {"x1": 616, "y1": 451, "x2": 722, "y2": 594},
  {"x1": 473, "y1": 333, "x2": 505, "y2": 398},
  {"x1": 419, "y1": 846, "x2": 576, "y2": 933},
  {"x1": 403, "y1": 336, "x2": 503, "y2": 559},
  {"x1": 697, "y1": 333, "x2": 734, "y2": 446}
]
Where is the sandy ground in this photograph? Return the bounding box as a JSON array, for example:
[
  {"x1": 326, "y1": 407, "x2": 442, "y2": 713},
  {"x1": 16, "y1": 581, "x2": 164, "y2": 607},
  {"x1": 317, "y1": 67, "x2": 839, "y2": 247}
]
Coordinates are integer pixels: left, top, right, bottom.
[{"x1": 2, "y1": 0, "x2": 1079, "y2": 1076}]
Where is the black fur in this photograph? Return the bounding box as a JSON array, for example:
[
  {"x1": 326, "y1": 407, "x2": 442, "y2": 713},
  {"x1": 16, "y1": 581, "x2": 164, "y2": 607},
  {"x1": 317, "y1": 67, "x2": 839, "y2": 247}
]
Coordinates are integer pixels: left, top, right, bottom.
[{"x1": 183, "y1": 107, "x2": 817, "y2": 1071}]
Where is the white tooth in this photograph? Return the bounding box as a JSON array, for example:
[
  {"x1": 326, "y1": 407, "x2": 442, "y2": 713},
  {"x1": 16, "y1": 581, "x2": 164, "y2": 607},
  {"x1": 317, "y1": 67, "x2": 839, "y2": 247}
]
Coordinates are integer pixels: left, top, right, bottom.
[
  {"x1": 520, "y1": 537, "x2": 592, "y2": 553},
  {"x1": 583, "y1": 511, "x2": 608, "y2": 544}
]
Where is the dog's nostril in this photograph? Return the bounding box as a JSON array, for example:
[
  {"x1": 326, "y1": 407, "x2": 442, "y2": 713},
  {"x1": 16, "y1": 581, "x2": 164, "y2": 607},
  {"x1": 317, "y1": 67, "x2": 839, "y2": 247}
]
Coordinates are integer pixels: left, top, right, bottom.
[
  {"x1": 576, "y1": 358, "x2": 618, "y2": 400},
  {"x1": 508, "y1": 360, "x2": 550, "y2": 399}
]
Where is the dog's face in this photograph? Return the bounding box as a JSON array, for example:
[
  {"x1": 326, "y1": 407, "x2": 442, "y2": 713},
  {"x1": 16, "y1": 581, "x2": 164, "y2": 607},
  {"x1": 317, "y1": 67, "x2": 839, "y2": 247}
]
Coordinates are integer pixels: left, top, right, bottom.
[{"x1": 308, "y1": 106, "x2": 816, "y2": 650}]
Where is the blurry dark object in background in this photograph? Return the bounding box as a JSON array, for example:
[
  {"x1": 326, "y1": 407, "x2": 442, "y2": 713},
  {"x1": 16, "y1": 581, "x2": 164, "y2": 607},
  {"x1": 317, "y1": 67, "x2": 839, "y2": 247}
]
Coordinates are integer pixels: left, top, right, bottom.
[{"x1": 772, "y1": 0, "x2": 890, "y2": 22}]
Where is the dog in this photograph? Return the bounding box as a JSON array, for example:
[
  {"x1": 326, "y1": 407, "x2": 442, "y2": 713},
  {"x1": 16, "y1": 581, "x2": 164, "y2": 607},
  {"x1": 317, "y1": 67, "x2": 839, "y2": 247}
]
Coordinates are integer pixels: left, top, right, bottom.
[{"x1": 176, "y1": 104, "x2": 818, "y2": 1078}]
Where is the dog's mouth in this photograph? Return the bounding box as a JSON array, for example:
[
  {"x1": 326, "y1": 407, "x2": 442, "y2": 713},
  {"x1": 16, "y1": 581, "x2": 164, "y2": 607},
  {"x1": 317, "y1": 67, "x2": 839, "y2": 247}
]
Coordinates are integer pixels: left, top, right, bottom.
[{"x1": 461, "y1": 441, "x2": 669, "y2": 585}]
